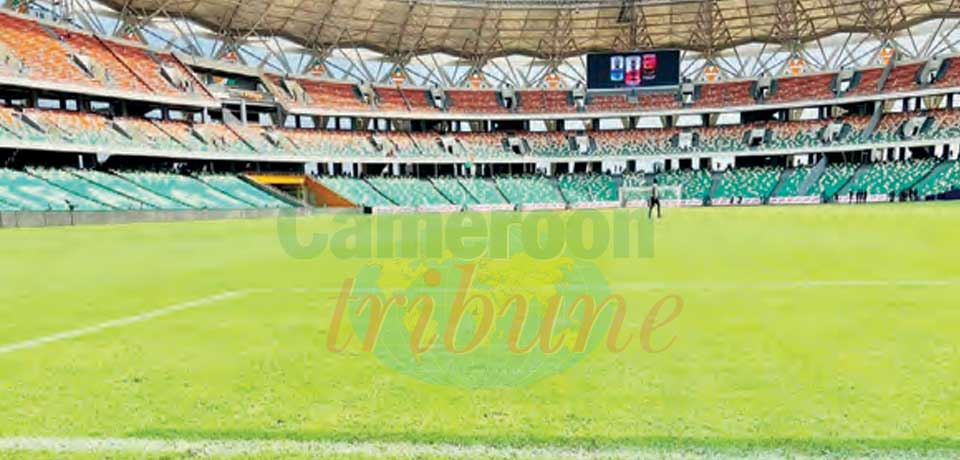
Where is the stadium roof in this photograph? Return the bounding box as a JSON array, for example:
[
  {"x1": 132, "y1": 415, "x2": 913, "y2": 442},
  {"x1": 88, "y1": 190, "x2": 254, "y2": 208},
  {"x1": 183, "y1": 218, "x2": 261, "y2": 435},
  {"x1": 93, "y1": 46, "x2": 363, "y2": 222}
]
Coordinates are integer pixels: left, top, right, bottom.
[{"x1": 100, "y1": 0, "x2": 960, "y2": 59}]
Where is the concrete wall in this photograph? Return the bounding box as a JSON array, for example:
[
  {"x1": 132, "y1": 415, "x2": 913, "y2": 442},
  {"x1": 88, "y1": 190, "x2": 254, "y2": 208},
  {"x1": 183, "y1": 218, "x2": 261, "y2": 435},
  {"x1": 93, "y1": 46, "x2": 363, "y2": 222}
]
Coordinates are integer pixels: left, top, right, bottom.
[{"x1": 0, "y1": 207, "x2": 359, "y2": 229}]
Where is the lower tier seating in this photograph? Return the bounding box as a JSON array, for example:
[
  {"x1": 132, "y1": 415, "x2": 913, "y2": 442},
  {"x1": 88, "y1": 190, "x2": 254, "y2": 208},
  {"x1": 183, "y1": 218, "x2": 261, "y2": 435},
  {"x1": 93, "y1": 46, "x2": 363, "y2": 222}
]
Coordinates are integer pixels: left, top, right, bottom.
[
  {"x1": 495, "y1": 176, "x2": 564, "y2": 205},
  {"x1": 844, "y1": 159, "x2": 937, "y2": 195},
  {"x1": 458, "y1": 178, "x2": 507, "y2": 204},
  {"x1": 365, "y1": 177, "x2": 451, "y2": 206},
  {"x1": 714, "y1": 167, "x2": 782, "y2": 200},
  {"x1": 200, "y1": 176, "x2": 292, "y2": 208},
  {"x1": 0, "y1": 169, "x2": 107, "y2": 211},
  {"x1": 774, "y1": 166, "x2": 814, "y2": 197},
  {"x1": 810, "y1": 164, "x2": 857, "y2": 198},
  {"x1": 318, "y1": 176, "x2": 394, "y2": 207},
  {"x1": 557, "y1": 174, "x2": 618, "y2": 203},
  {"x1": 915, "y1": 161, "x2": 960, "y2": 197},
  {"x1": 430, "y1": 177, "x2": 478, "y2": 205},
  {"x1": 119, "y1": 172, "x2": 253, "y2": 209}
]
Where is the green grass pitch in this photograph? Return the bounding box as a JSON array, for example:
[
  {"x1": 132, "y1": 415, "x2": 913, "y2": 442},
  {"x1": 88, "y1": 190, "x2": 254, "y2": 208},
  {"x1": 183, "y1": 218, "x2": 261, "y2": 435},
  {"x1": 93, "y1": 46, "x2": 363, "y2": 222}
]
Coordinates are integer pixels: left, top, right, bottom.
[{"x1": 0, "y1": 203, "x2": 959, "y2": 459}]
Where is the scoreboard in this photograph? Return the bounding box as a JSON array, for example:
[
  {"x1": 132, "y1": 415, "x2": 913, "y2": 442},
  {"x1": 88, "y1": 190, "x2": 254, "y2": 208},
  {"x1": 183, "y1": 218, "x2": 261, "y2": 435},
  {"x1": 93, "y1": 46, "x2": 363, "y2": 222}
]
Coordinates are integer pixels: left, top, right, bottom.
[{"x1": 586, "y1": 50, "x2": 681, "y2": 90}]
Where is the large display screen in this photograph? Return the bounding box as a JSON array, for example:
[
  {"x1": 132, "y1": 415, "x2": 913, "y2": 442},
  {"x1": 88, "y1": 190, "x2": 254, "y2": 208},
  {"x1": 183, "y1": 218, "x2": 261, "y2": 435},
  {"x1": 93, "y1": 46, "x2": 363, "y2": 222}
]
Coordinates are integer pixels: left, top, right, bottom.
[{"x1": 586, "y1": 50, "x2": 681, "y2": 89}]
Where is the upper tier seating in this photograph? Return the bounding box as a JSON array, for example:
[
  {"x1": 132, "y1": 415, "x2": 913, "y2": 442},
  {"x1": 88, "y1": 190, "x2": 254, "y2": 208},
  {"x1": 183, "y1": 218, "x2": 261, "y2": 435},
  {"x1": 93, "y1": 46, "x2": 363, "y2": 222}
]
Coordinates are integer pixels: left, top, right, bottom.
[
  {"x1": 277, "y1": 129, "x2": 377, "y2": 157},
  {"x1": 931, "y1": 57, "x2": 960, "y2": 89},
  {"x1": 120, "y1": 171, "x2": 252, "y2": 209},
  {"x1": 457, "y1": 133, "x2": 510, "y2": 158},
  {"x1": 0, "y1": 14, "x2": 102, "y2": 88},
  {"x1": 55, "y1": 30, "x2": 150, "y2": 94},
  {"x1": 102, "y1": 43, "x2": 199, "y2": 98},
  {"x1": 29, "y1": 168, "x2": 148, "y2": 210},
  {"x1": 713, "y1": 166, "x2": 782, "y2": 200},
  {"x1": 366, "y1": 177, "x2": 451, "y2": 206},
  {"x1": 810, "y1": 163, "x2": 857, "y2": 198},
  {"x1": 495, "y1": 176, "x2": 564, "y2": 205},
  {"x1": 769, "y1": 120, "x2": 826, "y2": 150},
  {"x1": 318, "y1": 176, "x2": 393, "y2": 207},
  {"x1": 71, "y1": 169, "x2": 188, "y2": 209},
  {"x1": 200, "y1": 175, "x2": 291, "y2": 208},
  {"x1": 0, "y1": 107, "x2": 46, "y2": 142},
  {"x1": 882, "y1": 63, "x2": 923, "y2": 92},
  {"x1": 844, "y1": 68, "x2": 883, "y2": 96},
  {"x1": 401, "y1": 87, "x2": 438, "y2": 112},
  {"x1": 0, "y1": 168, "x2": 107, "y2": 211},
  {"x1": 844, "y1": 159, "x2": 937, "y2": 195},
  {"x1": 517, "y1": 90, "x2": 575, "y2": 113},
  {"x1": 557, "y1": 174, "x2": 618, "y2": 203},
  {"x1": 24, "y1": 109, "x2": 131, "y2": 146},
  {"x1": 446, "y1": 90, "x2": 508, "y2": 113},
  {"x1": 694, "y1": 81, "x2": 755, "y2": 108},
  {"x1": 458, "y1": 177, "x2": 507, "y2": 204},
  {"x1": 915, "y1": 161, "x2": 960, "y2": 197},
  {"x1": 766, "y1": 74, "x2": 836, "y2": 103},
  {"x1": 593, "y1": 128, "x2": 675, "y2": 156},
  {"x1": 586, "y1": 91, "x2": 679, "y2": 112},
  {"x1": 298, "y1": 79, "x2": 369, "y2": 111},
  {"x1": 697, "y1": 125, "x2": 746, "y2": 152},
  {"x1": 871, "y1": 112, "x2": 915, "y2": 143},
  {"x1": 374, "y1": 86, "x2": 408, "y2": 111},
  {"x1": 525, "y1": 132, "x2": 571, "y2": 157}
]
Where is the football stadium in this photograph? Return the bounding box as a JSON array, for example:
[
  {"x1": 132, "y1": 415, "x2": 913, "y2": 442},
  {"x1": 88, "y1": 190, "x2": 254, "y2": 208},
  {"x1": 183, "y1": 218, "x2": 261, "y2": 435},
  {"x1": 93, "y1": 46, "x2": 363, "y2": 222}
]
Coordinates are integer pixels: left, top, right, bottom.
[{"x1": 1, "y1": 0, "x2": 960, "y2": 458}]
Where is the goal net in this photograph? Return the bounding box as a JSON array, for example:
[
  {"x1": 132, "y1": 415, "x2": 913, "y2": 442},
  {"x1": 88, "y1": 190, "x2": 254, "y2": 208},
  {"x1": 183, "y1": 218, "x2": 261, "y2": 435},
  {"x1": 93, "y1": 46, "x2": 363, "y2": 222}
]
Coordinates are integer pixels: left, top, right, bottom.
[{"x1": 618, "y1": 185, "x2": 683, "y2": 206}]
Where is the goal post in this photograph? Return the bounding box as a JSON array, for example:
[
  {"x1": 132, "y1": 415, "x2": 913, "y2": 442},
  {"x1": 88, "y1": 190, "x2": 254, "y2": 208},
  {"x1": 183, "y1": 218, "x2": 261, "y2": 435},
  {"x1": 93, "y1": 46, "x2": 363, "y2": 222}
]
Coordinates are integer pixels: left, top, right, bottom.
[{"x1": 618, "y1": 185, "x2": 683, "y2": 207}]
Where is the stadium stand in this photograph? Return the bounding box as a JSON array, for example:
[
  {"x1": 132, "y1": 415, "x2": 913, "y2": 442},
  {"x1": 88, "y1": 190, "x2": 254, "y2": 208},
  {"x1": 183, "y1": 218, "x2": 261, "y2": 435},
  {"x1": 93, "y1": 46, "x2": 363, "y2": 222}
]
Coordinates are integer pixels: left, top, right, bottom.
[
  {"x1": 844, "y1": 68, "x2": 884, "y2": 96},
  {"x1": 525, "y1": 132, "x2": 572, "y2": 157},
  {"x1": 557, "y1": 174, "x2": 618, "y2": 203},
  {"x1": 200, "y1": 175, "x2": 292, "y2": 208},
  {"x1": 29, "y1": 168, "x2": 149, "y2": 210},
  {"x1": 318, "y1": 176, "x2": 394, "y2": 207},
  {"x1": 458, "y1": 177, "x2": 508, "y2": 204},
  {"x1": 495, "y1": 176, "x2": 564, "y2": 205},
  {"x1": 774, "y1": 166, "x2": 815, "y2": 197},
  {"x1": 279, "y1": 129, "x2": 377, "y2": 157},
  {"x1": 517, "y1": 90, "x2": 575, "y2": 113},
  {"x1": 71, "y1": 169, "x2": 189, "y2": 209},
  {"x1": 0, "y1": 168, "x2": 107, "y2": 210},
  {"x1": 694, "y1": 81, "x2": 755, "y2": 108},
  {"x1": 457, "y1": 133, "x2": 510, "y2": 158},
  {"x1": 915, "y1": 161, "x2": 960, "y2": 197},
  {"x1": 120, "y1": 172, "x2": 253, "y2": 209},
  {"x1": 446, "y1": 90, "x2": 508, "y2": 113},
  {"x1": 882, "y1": 63, "x2": 922, "y2": 92},
  {"x1": 298, "y1": 79, "x2": 369, "y2": 111},
  {"x1": 767, "y1": 73, "x2": 836, "y2": 103},
  {"x1": 810, "y1": 163, "x2": 858, "y2": 198},
  {"x1": 843, "y1": 159, "x2": 937, "y2": 195},
  {"x1": 366, "y1": 177, "x2": 451, "y2": 206},
  {"x1": 769, "y1": 120, "x2": 825, "y2": 149},
  {"x1": 430, "y1": 177, "x2": 478, "y2": 205},
  {"x1": 374, "y1": 86, "x2": 409, "y2": 111},
  {"x1": 713, "y1": 166, "x2": 782, "y2": 201}
]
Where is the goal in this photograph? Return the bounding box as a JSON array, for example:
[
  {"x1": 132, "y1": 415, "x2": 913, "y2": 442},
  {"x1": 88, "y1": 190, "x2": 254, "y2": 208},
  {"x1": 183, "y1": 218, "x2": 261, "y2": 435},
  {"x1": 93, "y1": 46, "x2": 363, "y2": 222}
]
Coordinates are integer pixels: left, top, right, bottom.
[{"x1": 618, "y1": 185, "x2": 683, "y2": 206}]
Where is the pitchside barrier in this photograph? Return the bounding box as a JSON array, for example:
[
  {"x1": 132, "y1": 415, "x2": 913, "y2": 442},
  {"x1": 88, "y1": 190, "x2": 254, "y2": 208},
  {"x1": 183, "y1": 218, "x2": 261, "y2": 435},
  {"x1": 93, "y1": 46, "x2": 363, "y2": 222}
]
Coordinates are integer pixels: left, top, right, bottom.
[
  {"x1": 836, "y1": 194, "x2": 891, "y2": 204},
  {"x1": 0, "y1": 207, "x2": 341, "y2": 229},
  {"x1": 768, "y1": 196, "x2": 822, "y2": 205}
]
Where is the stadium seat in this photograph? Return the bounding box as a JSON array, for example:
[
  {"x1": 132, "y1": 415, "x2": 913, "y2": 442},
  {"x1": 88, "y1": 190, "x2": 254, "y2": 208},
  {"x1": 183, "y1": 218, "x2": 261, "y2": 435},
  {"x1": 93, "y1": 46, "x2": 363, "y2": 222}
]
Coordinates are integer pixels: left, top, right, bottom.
[
  {"x1": 199, "y1": 175, "x2": 292, "y2": 208},
  {"x1": 71, "y1": 169, "x2": 190, "y2": 209},
  {"x1": 694, "y1": 81, "x2": 756, "y2": 108},
  {"x1": 557, "y1": 174, "x2": 618, "y2": 203},
  {"x1": 446, "y1": 90, "x2": 508, "y2": 113},
  {"x1": 767, "y1": 73, "x2": 836, "y2": 103},
  {"x1": 120, "y1": 171, "x2": 253, "y2": 209},
  {"x1": 495, "y1": 175, "x2": 564, "y2": 205},
  {"x1": 318, "y1": 176, "x2": 394, "y2": 207},
  {"x1": 457, "y1": 177, "x2": 508, "y2": 204},
  {"x1": 0, "y1": 168, "x2": 108, "y2": 211},
  {"x1": 713, "y1": 166, "x2": 782, "y2": 200},
  {"x1": 366, "y1": 177, "x2": 451, "y2": 206},
  {"x1": 810, "y1": 163, "x2": 857, "y2": 198}
]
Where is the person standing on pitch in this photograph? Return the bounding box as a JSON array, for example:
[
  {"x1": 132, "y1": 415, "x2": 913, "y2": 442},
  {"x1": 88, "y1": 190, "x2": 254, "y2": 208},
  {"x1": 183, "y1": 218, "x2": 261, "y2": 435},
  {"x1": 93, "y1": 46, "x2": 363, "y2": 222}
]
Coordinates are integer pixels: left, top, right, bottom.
[{"x1": 648, "y1": 179, "x2": 662, "y2": 219}]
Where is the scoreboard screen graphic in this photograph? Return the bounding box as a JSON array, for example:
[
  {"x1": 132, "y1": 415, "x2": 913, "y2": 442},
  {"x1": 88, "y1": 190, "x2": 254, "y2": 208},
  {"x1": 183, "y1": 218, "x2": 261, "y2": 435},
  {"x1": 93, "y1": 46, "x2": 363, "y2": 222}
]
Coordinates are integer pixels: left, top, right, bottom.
[{"x1": 586, "y1": 50, "x2": 681, "y2": 89}]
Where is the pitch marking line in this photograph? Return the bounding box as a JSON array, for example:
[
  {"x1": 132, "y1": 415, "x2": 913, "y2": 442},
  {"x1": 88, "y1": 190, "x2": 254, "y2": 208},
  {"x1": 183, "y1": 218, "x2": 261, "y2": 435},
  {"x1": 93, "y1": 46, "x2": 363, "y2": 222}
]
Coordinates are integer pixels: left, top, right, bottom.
[
  {"x1": 2, "y1": 279, "x2": 958, "y2": 356},
  {"x1": 0, "y1": 437, "x2": 948, "y2": 460},
  {"x1": 0, "y1": 289, "x2": 254, "y2": 355}
]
